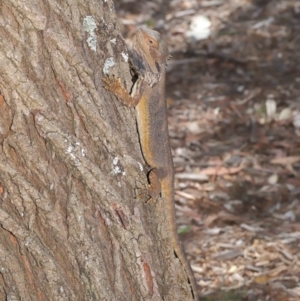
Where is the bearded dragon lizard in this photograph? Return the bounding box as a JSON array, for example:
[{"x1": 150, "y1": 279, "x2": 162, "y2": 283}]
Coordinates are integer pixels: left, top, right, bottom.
[{"x1": 103, "y1": 27, "x2": 198, "y2": 300}]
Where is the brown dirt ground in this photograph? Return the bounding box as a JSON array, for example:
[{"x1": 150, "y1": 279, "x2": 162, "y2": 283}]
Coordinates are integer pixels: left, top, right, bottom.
[{"x1": 114, "y1": 0, "x2": 300, "y2": 300}]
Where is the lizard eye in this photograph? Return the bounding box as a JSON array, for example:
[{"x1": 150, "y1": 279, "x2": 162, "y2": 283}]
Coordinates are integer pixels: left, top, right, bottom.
[{"x1": 148, "y1": 39, "x2": 153, "y2": 44}]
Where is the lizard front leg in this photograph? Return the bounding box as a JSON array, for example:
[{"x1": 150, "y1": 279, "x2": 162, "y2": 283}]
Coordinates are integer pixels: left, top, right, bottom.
[{"x1": 102, "y1": 75, "x2": 140, "y2": 107}]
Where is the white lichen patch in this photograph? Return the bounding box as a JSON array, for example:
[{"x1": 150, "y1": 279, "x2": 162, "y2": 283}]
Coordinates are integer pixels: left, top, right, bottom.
[
  {"x1": 112, "y1": 156, "x2": 125, "y2": 176},
  {"x1": 83, "y1": 16, "x2": 97, "y2": 52},
  {"x1": 110, "y1": 38, "x2": 116, "y2": 44},
  {"x1": 112, "y1": 157, "x2": 121, "y2": 175},
  {"x1": 113, "y1": 157, "x2": 119, "y2": 165},
  {"x1": 103, "y1": 57, "x2": 115, "y2": 74},
  {"x1": 65, "y1": 140, "x2": 83, "y2": 166},
  {"x1": 137, "y1": 162, "x2": 143, "y2": 171},
  {"x1": 121, "y1": 52, "x2": 129, "y2": 62},
  {"x1": 66, "y1": 145, "x2": 73, "y2": 154}
]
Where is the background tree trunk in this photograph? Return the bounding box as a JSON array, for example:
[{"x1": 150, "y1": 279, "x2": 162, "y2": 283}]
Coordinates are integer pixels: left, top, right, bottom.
[{"x1": 0, "y1": 0, "x2": 195, "y2": 300}]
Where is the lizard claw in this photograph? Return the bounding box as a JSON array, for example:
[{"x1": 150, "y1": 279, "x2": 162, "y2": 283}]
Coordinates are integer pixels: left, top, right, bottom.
[
  {"x1": 134, "y1": 189, "x2": 148, "y2": 201},
  {"x1": 102, "y1": 74, "x2": 122, "y2": 92},
  {"x1": 102, "y1": 74, "x2": 138, "y2": 107},
  {"x1": 134, "y1": 184, "x2": 157, "y2": 203}
]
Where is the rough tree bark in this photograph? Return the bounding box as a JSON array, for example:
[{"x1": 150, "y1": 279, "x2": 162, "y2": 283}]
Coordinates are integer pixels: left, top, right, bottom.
[{"x1": 0, "y1": 1, "x2": 196, "y2": 300}]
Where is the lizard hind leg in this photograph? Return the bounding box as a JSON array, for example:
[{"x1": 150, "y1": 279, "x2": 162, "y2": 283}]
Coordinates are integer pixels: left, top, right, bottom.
[
  {"x1": 134, "y1": 169, "x2": 161, "y2": 202},
  {"x1": 146, "y1": 168, "x2": 165, "y2": 202}
]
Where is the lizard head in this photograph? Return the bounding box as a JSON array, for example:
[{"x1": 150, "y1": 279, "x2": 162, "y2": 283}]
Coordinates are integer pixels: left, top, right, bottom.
[{"x1": 131, "y1": 28, "x2": 169, "y2": 86}]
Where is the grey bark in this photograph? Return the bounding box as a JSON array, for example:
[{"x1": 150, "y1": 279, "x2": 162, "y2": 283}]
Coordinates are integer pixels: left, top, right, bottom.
[{"x1": 0, "y1": 0, "x2": 195, "y2": 300}]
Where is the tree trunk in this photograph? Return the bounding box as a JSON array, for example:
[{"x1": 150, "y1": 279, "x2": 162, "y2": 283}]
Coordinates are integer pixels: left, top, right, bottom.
[{"x1": 0, "y1": 1, "x2": 195, "y2": 300}]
